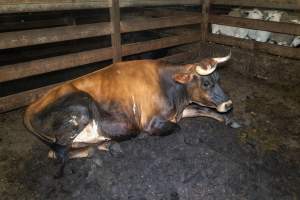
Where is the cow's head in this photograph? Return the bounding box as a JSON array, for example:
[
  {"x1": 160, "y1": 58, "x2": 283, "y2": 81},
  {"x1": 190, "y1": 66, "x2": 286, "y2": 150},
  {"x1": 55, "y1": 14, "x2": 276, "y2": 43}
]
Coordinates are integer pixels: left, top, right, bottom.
[{"x1": 173, "y1": 52, "x2": 232, "y2": 113}]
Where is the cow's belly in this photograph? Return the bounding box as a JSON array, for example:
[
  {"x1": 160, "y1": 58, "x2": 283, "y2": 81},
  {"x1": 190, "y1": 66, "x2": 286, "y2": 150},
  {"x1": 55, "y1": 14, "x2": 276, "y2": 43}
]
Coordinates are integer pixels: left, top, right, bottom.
[{"x1": 72, "y1": 120, "x2": 110, "y2": 145}]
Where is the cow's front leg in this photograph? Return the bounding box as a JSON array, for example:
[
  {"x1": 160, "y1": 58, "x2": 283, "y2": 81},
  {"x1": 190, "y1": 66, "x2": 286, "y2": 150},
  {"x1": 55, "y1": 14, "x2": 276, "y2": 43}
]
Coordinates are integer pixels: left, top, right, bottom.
[
  {"x1": 182, "y1": 105, "x2": 240, "y2": 128},
  {"x1": 145, "y1": 116, "x2": 180, "y2": 136}
]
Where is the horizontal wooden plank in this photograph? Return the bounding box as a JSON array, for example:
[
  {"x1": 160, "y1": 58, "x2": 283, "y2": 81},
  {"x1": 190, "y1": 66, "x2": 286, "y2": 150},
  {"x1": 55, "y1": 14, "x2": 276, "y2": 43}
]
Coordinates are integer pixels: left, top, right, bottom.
[
  {"x1": 1, "y1": 0, "x2": 299, "y2": 13},
  {"x1": 0, "y1": 82, "x2": 61, "y2": 113},
  {"x1": 142, "y1": 8, "x2": 200, "y2": 18},
  {"x1": 0, "y1": 49, "x2": 201, "y2": 113},
  {"x1": 0, "y1": 0, "x2": 104, "y2": 3},
  {"x1": 208, "y1": 33, "x2": 300, "y2": 59},
  {"x1": 119, "y1": 0, "x2": 201, "y2": 7},
  {"x1": 0, "y1": 22, "x2": 111, "y2": 50},
  {"x1": 0, "y1": 0, "x2": 202, "y2": 14},
  {"x1": 211, "y1": 0, "x2": 300, "y2": 10},
  {"x1": 0, "y1": 0, "x2": 201, "y2": 5},
  {"x1": 210, "y1": 15, "x2": 300, "y2": 36},
  {"x1": 121, "y1": 15, "x2": 202, "y2": 33},
  {"x1": 0, "y1": 47, "x2": 113, "y2": 83},
  {"x1": 255, "y1": 41, "x2": 300, "y2": 60},
  {"x1": 0, "y1": 2, "x2": 110, "y2": 13},
  {"x1": 0, "y1": 16, "x2": 75, "y2": 32},
  {"x1": 159, "y1": 49, "x2": 199, "y2": 63},
  {"x1": 0, "y1": 32, "x2": 201, "y2": 83},
  {"x1": 122, "y1": 32, "x2": 201, "y2": 56},
  {"x1": 0, "y1": 14, "x2": 201, "y2": 50}
]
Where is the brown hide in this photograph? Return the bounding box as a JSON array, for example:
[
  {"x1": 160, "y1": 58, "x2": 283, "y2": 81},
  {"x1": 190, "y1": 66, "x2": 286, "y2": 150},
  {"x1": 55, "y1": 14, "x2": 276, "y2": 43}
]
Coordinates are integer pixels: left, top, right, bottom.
[{"x1": 25, "y1": 60, "x2": 173, "y2": 129}]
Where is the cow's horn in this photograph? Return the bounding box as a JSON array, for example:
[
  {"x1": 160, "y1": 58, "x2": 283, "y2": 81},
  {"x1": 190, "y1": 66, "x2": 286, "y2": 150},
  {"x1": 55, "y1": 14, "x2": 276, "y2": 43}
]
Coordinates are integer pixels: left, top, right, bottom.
[
  {"x1": 212, "y1": 51, "x2": 231, "y2": 63},
  {"x1": 195, "y1": 64, "x2": 217, "y2": 76}
]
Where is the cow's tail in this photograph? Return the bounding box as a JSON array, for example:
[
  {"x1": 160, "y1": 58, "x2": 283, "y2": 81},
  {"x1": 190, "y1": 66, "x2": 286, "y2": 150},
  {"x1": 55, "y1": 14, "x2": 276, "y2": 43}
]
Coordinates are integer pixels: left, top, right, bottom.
[
  {"x1": 24, "y1": 107, "x2": 69, "y2": 178},
  {"x1": 23, "y1": 107, "x2": 56, "y2": 145}
]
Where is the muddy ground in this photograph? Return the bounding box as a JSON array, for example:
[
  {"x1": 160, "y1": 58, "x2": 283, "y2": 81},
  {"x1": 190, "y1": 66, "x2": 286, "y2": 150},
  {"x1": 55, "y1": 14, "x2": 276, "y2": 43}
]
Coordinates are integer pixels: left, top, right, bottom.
[{"x1": 0, "y1": 53, "x2": 299, "y2": 200}]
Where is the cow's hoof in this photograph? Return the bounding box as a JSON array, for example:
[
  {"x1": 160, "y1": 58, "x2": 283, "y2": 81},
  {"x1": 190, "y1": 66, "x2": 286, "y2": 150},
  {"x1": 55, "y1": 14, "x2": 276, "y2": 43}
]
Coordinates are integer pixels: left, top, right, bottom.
[
  {"x1": 225, "y1": 117, "x2": 241, "y2": 129},
  {"x1": 230, "y1": 121, "x2": 241, "y2": 129},
  {"x1": 53, "y1": 158, "x2": 67, "y2": 179},
  {"x1": 48, "y1": 150, "x2": 57, "y2": 159},
  {"x1": 54, "y1": 165, "x2": 65, "y2": 179},
  {"x1": 109, "y1": 142, "x2": 123, "y2": 157},
  {"x1": 137, "y1": 132, "x2": 150, "y2": 140}
]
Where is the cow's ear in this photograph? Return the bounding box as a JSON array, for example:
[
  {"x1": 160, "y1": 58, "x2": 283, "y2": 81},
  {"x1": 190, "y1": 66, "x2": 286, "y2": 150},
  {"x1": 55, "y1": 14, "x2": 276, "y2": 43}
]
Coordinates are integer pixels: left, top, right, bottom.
[{"x1": 173, "y1": 73, "x2": 193, "y2": 84}]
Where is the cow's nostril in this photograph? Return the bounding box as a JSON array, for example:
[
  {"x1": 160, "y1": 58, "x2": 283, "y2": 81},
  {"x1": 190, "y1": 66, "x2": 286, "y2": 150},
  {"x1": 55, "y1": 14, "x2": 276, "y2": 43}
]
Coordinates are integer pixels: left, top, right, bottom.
[{"x1": 225, "y1": 102, "x2": 233, "y2": 110}]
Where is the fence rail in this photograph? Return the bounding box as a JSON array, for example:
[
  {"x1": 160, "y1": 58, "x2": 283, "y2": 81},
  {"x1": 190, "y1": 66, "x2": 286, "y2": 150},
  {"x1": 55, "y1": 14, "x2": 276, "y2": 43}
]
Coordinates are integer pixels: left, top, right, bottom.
[
  {"x1": 0, "y1": 22, "x2": 112, "y2": 50},
  {"x1": 208, "y1": 34, "x2": 300, "y2": 59},
  {"x1": 0, "y1": 47, "x2": 113, "y2": 83},
  {"x1": 1, "y1": 0, "x2": 299, "y2": 14},
  {"x1": 0, "y1": 0, "x2": 202, "y2": 14},
  {"x1": 211, "y1": 0, "x2": 300, "y2": 10},
  {"x1": 210, "y1": 15, "x2": 300, "y2": 36}
]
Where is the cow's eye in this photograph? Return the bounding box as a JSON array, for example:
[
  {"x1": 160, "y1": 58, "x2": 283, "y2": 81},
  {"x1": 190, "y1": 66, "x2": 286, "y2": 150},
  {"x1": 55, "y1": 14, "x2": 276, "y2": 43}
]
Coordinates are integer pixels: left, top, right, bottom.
[{"x1": 203, "y1": 81, "x2": 210, "y2": 88}]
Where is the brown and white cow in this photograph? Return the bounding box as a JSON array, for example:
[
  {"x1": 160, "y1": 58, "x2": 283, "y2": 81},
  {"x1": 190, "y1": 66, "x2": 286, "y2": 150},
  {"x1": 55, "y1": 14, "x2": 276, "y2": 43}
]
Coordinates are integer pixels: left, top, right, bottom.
[{"x1": 24, "y1": 52, "x2": 237, "y2": 177}]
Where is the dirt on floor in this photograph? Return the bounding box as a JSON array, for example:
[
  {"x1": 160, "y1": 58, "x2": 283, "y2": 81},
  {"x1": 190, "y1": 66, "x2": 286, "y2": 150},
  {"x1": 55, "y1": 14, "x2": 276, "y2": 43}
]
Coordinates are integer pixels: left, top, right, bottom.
[{"x1": 0, "y1": 52, "x2": 299, "y2": 200}]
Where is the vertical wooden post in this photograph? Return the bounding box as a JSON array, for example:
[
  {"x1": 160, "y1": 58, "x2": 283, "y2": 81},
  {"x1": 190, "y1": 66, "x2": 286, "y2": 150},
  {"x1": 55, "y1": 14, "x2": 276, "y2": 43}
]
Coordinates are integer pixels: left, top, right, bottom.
[
  {"x1": 201, "y1": 0, "x2": 210, "y2": 42},
  {"x1": 109, "y1": 0, "x2": 122, "y2": 62}
]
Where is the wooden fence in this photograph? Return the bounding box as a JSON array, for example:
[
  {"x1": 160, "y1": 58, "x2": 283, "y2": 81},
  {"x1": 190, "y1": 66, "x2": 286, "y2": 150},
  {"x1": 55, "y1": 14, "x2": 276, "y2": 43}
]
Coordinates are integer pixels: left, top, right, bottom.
[
  {"x1": 0, "y1": 0, "x2": 299, "y2": 112},
  {"x1": 0, "y1": 0, "x2": 203, "y2": 112}
]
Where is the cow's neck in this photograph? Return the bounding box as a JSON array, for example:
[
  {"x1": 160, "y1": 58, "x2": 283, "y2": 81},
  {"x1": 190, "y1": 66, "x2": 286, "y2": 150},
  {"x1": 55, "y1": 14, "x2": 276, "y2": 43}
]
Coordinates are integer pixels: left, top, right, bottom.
[{"x1": 159, "y1": 65, "x2": 190, "y2": 114}]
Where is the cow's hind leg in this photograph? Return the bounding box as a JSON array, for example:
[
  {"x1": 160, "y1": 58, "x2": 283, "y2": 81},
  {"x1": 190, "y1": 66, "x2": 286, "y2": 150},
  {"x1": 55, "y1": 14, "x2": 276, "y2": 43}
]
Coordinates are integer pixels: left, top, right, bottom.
[
  {"x1": 48, "y1": 146, "x2": 96, "y2": 159},
  {"x1": 49, "y1": 143, "x2": 69, "y2": 178},
  {"x1": 32, "y1": 91, "x2": 98, "y2": 177},
  {"x1": 48, "y1": 146, "x2": 95, "y2": 178},
  {"x1": 69, "y1": 147, "x2": 95, "y2": 158}
]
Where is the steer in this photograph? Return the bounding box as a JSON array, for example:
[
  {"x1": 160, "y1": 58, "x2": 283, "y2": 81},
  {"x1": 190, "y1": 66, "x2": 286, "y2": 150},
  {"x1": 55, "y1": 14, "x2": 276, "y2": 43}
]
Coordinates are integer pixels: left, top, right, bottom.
[{"x1": 24, "y1": 52, "x2": 237, "y2": 177}]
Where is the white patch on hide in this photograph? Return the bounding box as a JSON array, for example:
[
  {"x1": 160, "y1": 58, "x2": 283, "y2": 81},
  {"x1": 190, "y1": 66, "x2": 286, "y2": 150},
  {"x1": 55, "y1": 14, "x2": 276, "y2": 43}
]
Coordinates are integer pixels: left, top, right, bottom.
[
  {"x1": 73, "y1": 120, "x2": 110, "y2": 144},
  {"x1": 132, "y1": 96, "x2": 137, "y2": 115},
  {"x1": 69, "y1": 115, "x2": 79, "y2": 126}
]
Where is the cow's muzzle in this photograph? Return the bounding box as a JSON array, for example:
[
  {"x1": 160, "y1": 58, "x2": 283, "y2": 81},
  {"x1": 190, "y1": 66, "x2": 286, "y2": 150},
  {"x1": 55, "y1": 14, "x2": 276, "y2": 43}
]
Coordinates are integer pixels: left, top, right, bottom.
[{"x1": 216, "y1": 100, "x2": 233, "y2": 113}]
